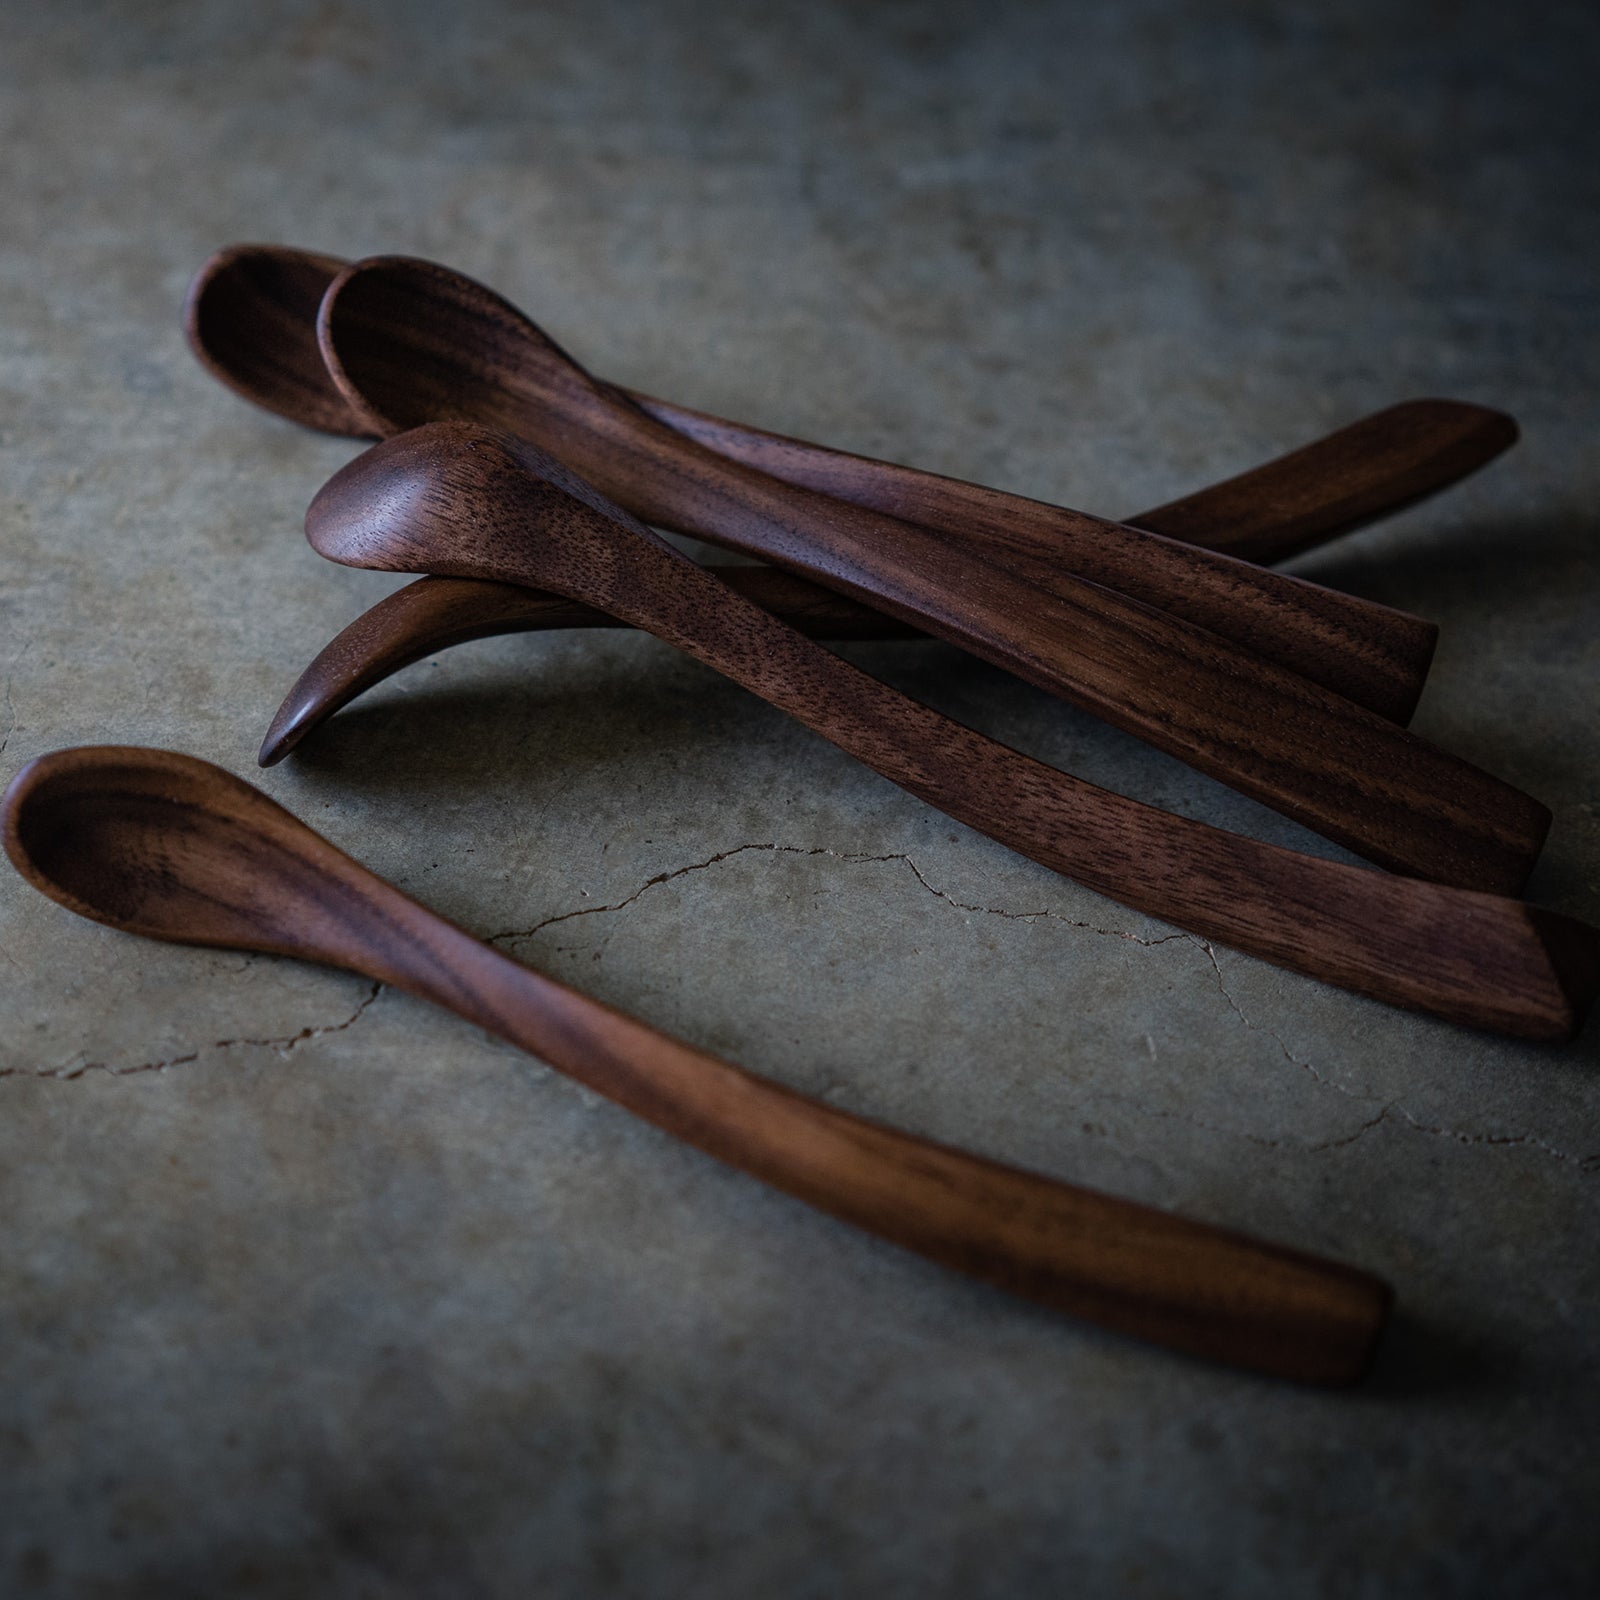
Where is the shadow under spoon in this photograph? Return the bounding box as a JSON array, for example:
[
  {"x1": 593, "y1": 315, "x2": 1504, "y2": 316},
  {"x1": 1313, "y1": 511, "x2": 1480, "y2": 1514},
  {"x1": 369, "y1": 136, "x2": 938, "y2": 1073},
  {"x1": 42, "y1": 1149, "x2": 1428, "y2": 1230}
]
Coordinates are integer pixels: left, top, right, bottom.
[
  {"x1": 303, "y1": 420, "x2": 1599, "y2": 1041},
  {"x1": 315, "y1": 257, "x2": 1547, "y2": 894},
  {"x1": 1, "y1": 744, "x2": 1393, "y2": 1385}
]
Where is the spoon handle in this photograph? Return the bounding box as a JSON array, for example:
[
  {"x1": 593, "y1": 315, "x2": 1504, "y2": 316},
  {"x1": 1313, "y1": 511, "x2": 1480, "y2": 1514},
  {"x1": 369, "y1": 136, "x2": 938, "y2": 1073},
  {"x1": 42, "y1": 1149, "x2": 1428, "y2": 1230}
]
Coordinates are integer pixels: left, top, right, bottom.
[
  {"x1": 258, "y1": 569, "x2": 921, "y2": 765},
  {"x1": 483, "y1": 387, "x2": 1549, "y2": 895},
  {"x1": 626, "y1": 389, "x2": 1464, "y2": 721},
  {"x1": 633, "y1": 393, "x2": 1516, "y2": 570},
  {"x1": 341, "y1": 870, "x2": 1392, "y2": 1384},
  {"x1": 395, "y1": 435, "x2": 1594, "y2": 1041}
]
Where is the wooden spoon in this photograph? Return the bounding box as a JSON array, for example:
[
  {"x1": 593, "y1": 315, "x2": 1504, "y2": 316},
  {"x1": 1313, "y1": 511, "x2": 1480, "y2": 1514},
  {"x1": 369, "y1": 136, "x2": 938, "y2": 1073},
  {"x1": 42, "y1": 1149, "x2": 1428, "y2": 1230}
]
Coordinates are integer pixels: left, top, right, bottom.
[
  {"x1": 1, "y1": 744, "x2": 1394, "y2": 1384},
  {"x1": 259, "y1": 568, "x2": 920, "y2": 766},
  {"x1": 185, "y1": 244, "x2": 1517, "y2": 567},
  {"x1": 304, "y1": 422, "x2": 1598, "y2": 1040},
  {"x1": 315, "y1": 260, "x2": 1548, "y2": 894},
  {"x1": 181, "y1": 243, "x2": 1446, "y2": 720}
]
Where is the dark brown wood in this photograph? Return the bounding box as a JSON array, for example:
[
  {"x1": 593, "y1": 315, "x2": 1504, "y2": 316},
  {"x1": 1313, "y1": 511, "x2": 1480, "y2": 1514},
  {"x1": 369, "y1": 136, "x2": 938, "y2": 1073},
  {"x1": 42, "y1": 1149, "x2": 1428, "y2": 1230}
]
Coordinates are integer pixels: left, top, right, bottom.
[
  {"x1": 186, "y1": 245, "x2": 1448, "y2": 722},
  {"x1": 255, "y1": 403, "x2": 1509, "y2": 765},
  {"x1": 2, "y1": 745, "x2": 1395, "y2": 1384},
  {"x1": 322, "y1": 261, "x2": 1455, "y2": 727},
  {"x1": 623, "y1": 396, "x2": 1440, "y2": 721},
  {"x1": 305, "y1": 421, "x2": 1599, "y2": 1040},
  {"x1": 314, "y1": 269, "x2": 1548, "y2": 894},
  {"x1": 184, "y1": 244, "x2": 364, "y2": 437},
  {"x1": 258, "y1": 568, "x2": 920, "y2": 765},
  {"x1": 1131, "y1": 400, "x2": 1521, "y2": 564},
  {"x1": 187, "y1": 246, "x2": 1527, "y2": 746}
]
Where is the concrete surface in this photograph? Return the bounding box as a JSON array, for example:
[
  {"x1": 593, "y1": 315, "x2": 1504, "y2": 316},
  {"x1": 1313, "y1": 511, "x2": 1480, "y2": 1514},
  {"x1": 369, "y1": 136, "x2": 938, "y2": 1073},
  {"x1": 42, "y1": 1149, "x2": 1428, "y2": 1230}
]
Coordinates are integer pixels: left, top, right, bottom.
[{"x1": 2, "y1": 2, "x2": 1598, "y2": 1594}]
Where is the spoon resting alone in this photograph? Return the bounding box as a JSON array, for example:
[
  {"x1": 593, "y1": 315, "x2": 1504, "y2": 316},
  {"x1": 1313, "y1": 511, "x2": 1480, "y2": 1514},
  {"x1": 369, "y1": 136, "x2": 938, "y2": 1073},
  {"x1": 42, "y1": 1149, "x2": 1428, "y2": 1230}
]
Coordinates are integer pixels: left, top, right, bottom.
[
  {"x1": 185, "y1": 243, "x2": 1462, "y2": 722},
  {"x1": 1, "y1": 745, "x2": 1393, "y2": 1384},
  {"x1": 315, "y1": 259, "x2": 1548, "y2": 894},
  {"x1": 305, "y1": 421, "x2": 1599, "y2": 1040}
]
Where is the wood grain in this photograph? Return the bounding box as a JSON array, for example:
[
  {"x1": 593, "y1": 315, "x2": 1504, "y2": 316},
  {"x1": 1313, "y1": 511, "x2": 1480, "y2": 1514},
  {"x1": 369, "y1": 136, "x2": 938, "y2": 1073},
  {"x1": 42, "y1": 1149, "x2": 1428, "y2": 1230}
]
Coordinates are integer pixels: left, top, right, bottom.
[
  {"x1": 626, "y1": 391, "x2": 1440, "y2": 720},
  {"x1": 185, "y1": 245, "x2": 1518, "y2": 578},
  {"x1": 305, "y1": 422, "x2": 1599, "y2": 1041},
  {"x1": 2, "y1": 745, "x2": 1395, "y2": 1384},
  {"x1": 186, "y1": 245, "x2": 1519, "y2": 738},
  {"x1": 258, "y1": 568, "x2": 920, "y2": 765}
]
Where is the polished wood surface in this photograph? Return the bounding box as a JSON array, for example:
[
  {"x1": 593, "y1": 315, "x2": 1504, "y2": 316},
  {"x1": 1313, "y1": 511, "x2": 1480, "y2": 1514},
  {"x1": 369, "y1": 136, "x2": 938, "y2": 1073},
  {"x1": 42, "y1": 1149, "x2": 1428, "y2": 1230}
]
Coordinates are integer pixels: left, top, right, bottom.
[
  {"x1": 1, "y1": 745, "x2": 1396, "y2": 1384},
  {"x1": 304, "y1": 422, "x2": 1598, "y2": 1040},
  {"x1": 187, "y1": 245, "x2": 1519, "y2": 764},
  {"x1": 185, "y1": 247, "x2": 1517, "y2": 572},
  {"x1": 625, "y1": 392, "x2": 1440, "y2": 718}
]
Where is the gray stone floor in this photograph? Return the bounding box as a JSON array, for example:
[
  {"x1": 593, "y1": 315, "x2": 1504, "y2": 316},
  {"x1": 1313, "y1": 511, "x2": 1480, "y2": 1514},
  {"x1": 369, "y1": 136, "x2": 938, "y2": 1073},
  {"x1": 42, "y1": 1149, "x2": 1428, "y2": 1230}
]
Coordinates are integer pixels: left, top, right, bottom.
[{"x1": 2, "y1": 2, "x2": 1597, "y2": 1594}]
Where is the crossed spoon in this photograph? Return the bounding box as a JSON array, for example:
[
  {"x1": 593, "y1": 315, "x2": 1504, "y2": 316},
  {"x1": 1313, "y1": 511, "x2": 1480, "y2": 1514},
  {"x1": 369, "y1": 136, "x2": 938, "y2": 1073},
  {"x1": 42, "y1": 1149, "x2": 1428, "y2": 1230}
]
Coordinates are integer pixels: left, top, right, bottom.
[
  {"x1": 1, "y1": 744, "x2": 1392, "y2": 1385},
  {"x1": 188, "y1": 247, "x2": 1523, "y2": 755},
  {"x1": 304, "y1": 420, "x2": 1599, "y2": 1040}
]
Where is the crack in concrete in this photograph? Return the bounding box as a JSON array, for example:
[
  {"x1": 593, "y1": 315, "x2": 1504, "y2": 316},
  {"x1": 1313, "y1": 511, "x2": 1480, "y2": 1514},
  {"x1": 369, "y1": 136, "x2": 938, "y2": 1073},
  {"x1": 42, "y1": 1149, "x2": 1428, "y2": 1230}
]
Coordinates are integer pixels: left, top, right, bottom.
[
  {"x1": 488, "y1": 841, "x2": 1191, "y2": 950},
  {"x1": 5, "y1": 842, "x2": 1592, "y2": 1169},
  {"x1": 1196, "y1": 939, "x2": 1356, "y2": 1096},
  {"x1": 0, "y1": 981, "x2": 384, "y2": 1082},
  {"x1": 494, "y1": 844, "x2": 1594, "y2": 1174},
  {"x1": 1097, "y1": 1088, "x2": 1597, "y2": 1168},
  {"x1": 1193, "y1": 943, "x2": 1596, "y2": 1169},
  {"x1": 0, "y1": 644, "x2": 24, "y2": 759},
  {"x1": 1304, "y1": 1102, "x2": 1598, "y2": 1166}
]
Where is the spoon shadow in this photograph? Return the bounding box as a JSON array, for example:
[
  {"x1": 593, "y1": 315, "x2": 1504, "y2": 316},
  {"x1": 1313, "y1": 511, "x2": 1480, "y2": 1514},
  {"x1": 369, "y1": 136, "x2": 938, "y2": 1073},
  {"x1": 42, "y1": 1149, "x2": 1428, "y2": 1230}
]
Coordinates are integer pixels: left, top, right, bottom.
[
  {"x1": 1358, "y1": 1310, "x2": 1516, "y2": 1403},
  {"x1": 1290, "y1": 512, "x2": 1600, "y2": 624}
]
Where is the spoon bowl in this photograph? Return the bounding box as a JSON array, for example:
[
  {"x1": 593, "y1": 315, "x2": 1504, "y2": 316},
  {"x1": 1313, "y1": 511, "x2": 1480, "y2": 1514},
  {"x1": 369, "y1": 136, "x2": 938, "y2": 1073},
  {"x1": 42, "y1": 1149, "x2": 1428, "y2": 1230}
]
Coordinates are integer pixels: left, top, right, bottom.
[
  {"x1": 3, "y1": 744, "x2": 399, "y2": 973},
  {"x1": 2, "y1": 744, "x2": 1396, "y2": 1384},
  {"x1": 184, "y1": 244, "x2": 372, "y2": 438}
]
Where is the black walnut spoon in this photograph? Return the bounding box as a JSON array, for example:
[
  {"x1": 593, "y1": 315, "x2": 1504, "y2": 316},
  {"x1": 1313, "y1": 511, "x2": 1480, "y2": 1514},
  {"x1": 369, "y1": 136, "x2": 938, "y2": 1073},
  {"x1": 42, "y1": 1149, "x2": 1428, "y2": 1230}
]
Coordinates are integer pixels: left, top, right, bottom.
[
  {"x1": 185, "y1": 245, "x2": 1515, "y2": 758},
  {"x1": 2, "y1": 744, "x2": 1393, "y2": 1384},
  {"x1": 185, "y1": 244, "x2": 1518, "y2": 569}
]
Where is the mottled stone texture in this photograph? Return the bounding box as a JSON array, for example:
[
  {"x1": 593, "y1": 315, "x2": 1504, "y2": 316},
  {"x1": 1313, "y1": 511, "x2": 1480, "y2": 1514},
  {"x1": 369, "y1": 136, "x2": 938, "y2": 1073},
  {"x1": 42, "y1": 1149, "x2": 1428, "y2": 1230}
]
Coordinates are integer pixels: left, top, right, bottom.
[{"x1": 1, "y1": 1, "x2": 1597, "y2": 1594}]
